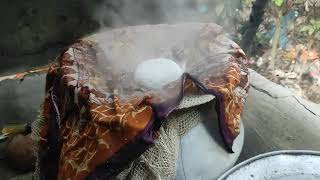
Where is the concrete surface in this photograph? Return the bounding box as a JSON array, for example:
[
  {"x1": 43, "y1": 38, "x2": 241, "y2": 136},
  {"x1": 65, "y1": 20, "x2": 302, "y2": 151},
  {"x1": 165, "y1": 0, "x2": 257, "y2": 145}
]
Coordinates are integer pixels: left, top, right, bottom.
[
  {"x1": 238, "y1": 69, "x2": 320, "y2": 162},
  {"x1": 0, "y1": 75, "x2": 45, "y2": 129}
]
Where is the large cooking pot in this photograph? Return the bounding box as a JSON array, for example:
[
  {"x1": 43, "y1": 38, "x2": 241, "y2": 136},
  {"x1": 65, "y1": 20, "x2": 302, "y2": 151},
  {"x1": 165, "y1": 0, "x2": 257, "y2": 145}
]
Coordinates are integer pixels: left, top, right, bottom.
[
  {"x1": 175, "y1": 118, "x2": 244, "y2": 180},
  {"x1": 218, "y1": 150, "x2": 320, "y2": 180}
]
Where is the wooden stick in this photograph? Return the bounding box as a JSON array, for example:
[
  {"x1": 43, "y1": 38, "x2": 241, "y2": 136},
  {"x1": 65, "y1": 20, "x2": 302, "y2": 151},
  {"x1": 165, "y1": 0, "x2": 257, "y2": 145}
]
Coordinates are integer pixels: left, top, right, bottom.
[{"x1": 0, "y1": 66, "x2": 50, "y2": 83}]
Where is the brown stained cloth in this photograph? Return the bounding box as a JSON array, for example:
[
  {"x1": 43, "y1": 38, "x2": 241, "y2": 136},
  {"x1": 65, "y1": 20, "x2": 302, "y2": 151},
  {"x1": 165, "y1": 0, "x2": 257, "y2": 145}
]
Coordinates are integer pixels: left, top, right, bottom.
[{"x1": 37, "y1": 23, "x2": 249, "y2": 180}]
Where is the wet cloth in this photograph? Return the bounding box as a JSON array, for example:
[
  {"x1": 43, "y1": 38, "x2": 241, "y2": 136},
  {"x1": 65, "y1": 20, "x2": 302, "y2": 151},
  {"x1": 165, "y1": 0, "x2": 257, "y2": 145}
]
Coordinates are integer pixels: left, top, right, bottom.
[{"x1": 32, "y1": 23, "x2": 249, "y2": 180}]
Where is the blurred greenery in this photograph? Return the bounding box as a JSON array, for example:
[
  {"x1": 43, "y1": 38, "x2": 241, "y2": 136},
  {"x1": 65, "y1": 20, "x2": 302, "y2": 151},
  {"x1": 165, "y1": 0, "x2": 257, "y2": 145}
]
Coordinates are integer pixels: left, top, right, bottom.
[{"x1": 272, "y1": 0, "x2": 284, "y2": 7}]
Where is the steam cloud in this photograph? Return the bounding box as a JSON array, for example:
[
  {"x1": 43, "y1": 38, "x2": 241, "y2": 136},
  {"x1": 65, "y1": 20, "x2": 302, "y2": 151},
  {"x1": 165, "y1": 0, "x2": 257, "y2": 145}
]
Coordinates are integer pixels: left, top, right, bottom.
[
  {"x1": 88, "y1": 0, "x2": 240, "y2": 97},
  {"x1": 92, "y1": 0, "x2": 235, "y2": 28}
]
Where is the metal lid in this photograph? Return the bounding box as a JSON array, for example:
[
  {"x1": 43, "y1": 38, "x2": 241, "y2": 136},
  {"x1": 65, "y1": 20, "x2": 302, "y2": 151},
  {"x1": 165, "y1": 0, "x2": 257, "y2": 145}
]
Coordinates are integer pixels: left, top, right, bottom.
[{"x1": 218, "y1": 150, "x2": 320, "y2": 180}]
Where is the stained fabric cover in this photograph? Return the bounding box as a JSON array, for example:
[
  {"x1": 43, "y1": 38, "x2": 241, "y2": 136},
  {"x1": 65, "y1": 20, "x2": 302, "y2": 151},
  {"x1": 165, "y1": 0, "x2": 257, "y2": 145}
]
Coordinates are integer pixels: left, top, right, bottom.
[{"x1": 35, "y1": 23, "x2": 249, "y2": 179}]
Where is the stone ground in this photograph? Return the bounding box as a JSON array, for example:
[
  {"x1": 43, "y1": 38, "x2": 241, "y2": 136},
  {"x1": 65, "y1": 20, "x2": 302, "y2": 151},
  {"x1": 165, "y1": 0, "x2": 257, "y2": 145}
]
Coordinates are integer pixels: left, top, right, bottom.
[{"x1": 0, "y1": 68, "x2": 320, "y2": 179}]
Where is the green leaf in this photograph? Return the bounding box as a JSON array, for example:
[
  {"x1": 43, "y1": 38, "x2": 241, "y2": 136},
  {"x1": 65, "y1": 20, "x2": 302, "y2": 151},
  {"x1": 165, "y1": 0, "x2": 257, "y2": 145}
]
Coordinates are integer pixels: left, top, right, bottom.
[
  {"x1": 300, "y1": 25, "x2": 312, "y2": 32},
  {"x1": 308, "y1": 19, "x2": 320, "y2": 32},
  {"x1": 315, "y1": 32, "x2": 320, "y2": 40},
  {"x1": 309, "y1": 28, "x2": 315, "y2": 36},
  {"x1": 273, "y1": 0, "x2": 284, "y2": 7},
  {"x1": 243, "y1": 0, "x2": 253, "y2": 7},
  {"x1": 314, "y1": 21, "x2": 320, "y2": 30}
]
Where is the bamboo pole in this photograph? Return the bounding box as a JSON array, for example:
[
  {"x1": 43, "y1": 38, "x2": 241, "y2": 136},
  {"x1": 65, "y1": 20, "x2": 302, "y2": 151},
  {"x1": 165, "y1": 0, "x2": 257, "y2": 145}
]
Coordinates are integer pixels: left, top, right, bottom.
[{"x1": 0, "y1": 66, "x2": 49, "y2": 83}]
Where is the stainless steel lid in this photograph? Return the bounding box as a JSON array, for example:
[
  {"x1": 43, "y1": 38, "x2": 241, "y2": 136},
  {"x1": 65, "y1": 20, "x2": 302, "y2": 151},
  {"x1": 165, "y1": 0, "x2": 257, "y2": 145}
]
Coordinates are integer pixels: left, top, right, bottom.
[{"x1": 218, "y1": 150, "x2": 320, "y2": 180}]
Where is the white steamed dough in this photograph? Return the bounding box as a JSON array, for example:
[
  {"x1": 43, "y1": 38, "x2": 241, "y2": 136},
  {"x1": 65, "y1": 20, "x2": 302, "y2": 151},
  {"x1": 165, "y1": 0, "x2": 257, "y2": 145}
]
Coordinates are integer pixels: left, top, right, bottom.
[{"x1": 134, "y1": 58, "x2": 184, "y2": 89}]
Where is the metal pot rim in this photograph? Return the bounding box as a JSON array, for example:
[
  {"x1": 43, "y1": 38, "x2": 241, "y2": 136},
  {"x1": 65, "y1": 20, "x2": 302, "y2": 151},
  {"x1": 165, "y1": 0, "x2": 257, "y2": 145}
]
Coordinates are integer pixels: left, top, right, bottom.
[{"x1": 218, "y1": 150, "x2": 320, "y2": 180}]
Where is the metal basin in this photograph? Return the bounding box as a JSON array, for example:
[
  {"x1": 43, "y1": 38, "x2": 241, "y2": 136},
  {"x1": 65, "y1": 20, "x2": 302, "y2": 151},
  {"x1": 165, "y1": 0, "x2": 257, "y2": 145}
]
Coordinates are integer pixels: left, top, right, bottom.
[{"x1": 218, "y1": 150, "x2": 320, "y2": 180}]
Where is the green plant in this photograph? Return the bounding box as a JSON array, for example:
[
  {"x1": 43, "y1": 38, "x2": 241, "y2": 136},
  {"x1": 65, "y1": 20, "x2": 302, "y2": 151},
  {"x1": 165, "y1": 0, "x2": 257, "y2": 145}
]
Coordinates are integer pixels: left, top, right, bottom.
[
  {"x1": 272, "y1": 0, "x2": 284, "y2": 7},
  {"x1": 242, "y1": 0, "x2": 255, "y2": 7},
  {"x1": 300, "y1": 19, "x2": 320, "y2": 36}
]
